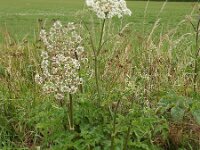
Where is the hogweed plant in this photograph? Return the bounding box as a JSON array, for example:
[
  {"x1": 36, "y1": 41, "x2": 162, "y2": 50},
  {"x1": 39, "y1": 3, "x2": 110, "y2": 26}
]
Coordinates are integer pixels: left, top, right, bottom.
[
  {"x1": 85, "y1": 0, "x2": 132, "y2": 148},
  {"x1": 35, "y1": 21, "x2": 86, "y2": 130},
  {"x1": 85, "y1": 0, "x2": 132, "y2": 101}
]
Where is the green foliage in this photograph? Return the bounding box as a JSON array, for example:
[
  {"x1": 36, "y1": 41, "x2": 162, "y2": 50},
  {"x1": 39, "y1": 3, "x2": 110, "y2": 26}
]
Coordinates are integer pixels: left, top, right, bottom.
[
  {"x1": 158, "y1": 92, "x2": 200, "y2": 124},
  {"x1": 0, "y1": 0, "x2": 200, "y2": 149},
  {"x1": 191, "y1": 100, "x2": 200, "y2": 125},
  {"x1": 171, "y1": 106, "x2": 185, "y2": 122}
]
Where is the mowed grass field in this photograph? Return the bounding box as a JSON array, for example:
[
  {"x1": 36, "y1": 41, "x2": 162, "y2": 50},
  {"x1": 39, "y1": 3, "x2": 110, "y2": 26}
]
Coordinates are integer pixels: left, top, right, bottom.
[{"x1": 0, "y1": 0, "x2": 195, "y2": 43}]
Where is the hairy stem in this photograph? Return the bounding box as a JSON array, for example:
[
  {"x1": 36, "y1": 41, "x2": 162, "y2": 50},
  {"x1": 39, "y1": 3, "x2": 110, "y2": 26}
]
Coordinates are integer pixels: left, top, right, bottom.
[
  {"x1": 60, "y1": 98, "x2": 67, "y2": 130},
  {"x1": 84, "y1": 19, "x2": 106, "y2": 101},
  {"x1": 94, "y1": 55, "x2": 100, "y2": 102},
  {"x1": 97, "y1": 19, "x2": 106, "y2": 56},
  {"x1": 123, "y1": 124, "x2": 131, "y2": 150},
  {"x1": 69, "y1": 94, "x2": 74, "y2": 131},
  {"x1": 95, "y1": 19, "x2": 106, "y2": 101},
  {"x1": 74, "y1": 51, "x2": 83, "y2": 93},
  {"x1": 110, "y1": 100, "x2": 120, "y2": 150}
]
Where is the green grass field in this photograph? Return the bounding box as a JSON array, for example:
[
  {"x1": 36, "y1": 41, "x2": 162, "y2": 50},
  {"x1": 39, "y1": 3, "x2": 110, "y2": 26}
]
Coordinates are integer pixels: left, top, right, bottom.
[{"x1": 0, "y1": 0, "x2": 194, "y2": 43}]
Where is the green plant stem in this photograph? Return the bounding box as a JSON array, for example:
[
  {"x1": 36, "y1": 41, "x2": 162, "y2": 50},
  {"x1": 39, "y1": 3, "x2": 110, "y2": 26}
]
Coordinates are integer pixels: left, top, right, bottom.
[
  {"x1": 84, "y1": 19, "x2": 106, "y2": 102},
  {"x1": 95, "y1": 19, "x2": 106, "y2": 101},
  {"x1": 94, "y1": 55, "x2": 100, "y2": 102},
  {"x1": 84, "y1": 23, "x2": 100, "y2": 101},
  {"x1": 74, "y1": 51, "x2": 83, "y2": 93},
  {"x1": 59, "y1": 98, "x2": 67, "y2": 130},
  {"x1": 69, "y1": 94, "x2": 74, "y2": 131},
  {"x1": 97, "y1": 19, "x2": 106, "y2": 56},
  {"x1": 110, "y1": 100, "x2": 120, "y2": 150},
  {"x1": 123, "y1": 124, "x2": 131, "y2": 150}
]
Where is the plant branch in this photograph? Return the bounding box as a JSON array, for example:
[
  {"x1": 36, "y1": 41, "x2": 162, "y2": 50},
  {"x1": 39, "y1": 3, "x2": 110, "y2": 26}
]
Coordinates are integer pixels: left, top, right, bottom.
[
  {"x1": 97, "y1": 19, "x2": 106, "y2": 56},
  {"x1": 69, "y1": 94, "x2": 74, "y2": 131},
  {"x1": 110, "y1": 100, "x2": 120, "y2": 150},
  {"x1": 123, "y1": 124, "x2": 131, "y2": 150}
]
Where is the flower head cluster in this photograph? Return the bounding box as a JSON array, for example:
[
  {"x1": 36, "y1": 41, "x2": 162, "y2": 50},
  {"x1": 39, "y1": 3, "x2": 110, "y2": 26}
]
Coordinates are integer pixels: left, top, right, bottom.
[
  {"x1": 35, "y1": 21, "x2": 85, "y2": 100},
  {"x1": 86, "y1": 0, "x2": 132, "y2": 19}
]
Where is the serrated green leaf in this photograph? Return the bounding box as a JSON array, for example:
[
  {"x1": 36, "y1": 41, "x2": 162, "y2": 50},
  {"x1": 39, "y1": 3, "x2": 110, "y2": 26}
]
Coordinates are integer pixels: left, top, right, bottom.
[
  {"x1": 192, "y1": 109, "x2": 200, "y2": 125},
  {"x1": 171, "y1": 106, "x2": 185, "y2": 122},
  {"x1": 130, "y1": 141, "x2": 150, "y2": 150}
]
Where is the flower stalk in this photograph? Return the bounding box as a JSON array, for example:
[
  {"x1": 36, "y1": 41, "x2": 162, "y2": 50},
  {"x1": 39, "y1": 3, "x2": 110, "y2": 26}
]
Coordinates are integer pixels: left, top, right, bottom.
[
  {"x1": 97, "y1": 19, "x2": 106, "y2": 55},
  {"x1": 123, "y1": 124, "x2": 131, "y2": 150},
  {"x1": 110, "y1": 100, "x2": 120, "y2": 150},
  {"x1": 95, "y1": 19, "x2": 106, "y2": 101},
  {"x1": 69, "y1": 94, "x2": 74, "y2": 130}
]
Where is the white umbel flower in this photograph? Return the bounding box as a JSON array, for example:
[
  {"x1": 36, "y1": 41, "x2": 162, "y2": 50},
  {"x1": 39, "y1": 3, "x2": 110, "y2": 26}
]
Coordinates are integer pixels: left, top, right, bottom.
[
  {"x1": 86, "y1": 0, "x2": 132, "y2": 19},
  {"x1": 36, "y1": 21, "x2": 86, "y2": 99}
]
